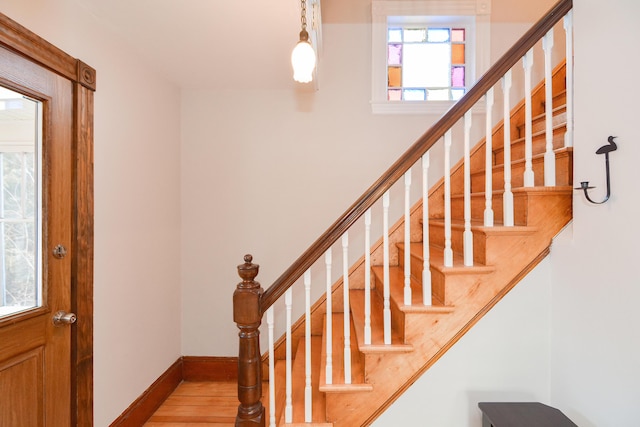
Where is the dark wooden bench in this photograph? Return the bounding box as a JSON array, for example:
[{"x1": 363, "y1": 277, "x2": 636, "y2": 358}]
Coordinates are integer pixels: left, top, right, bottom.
[{"x1": 478, "y1": 402, "x2": 578, "y2": 427}]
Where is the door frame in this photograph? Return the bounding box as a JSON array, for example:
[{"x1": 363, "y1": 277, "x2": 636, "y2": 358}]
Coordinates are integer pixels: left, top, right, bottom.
[{"x1": 0, "y1": 13, "x2": 95, "y2": 426}]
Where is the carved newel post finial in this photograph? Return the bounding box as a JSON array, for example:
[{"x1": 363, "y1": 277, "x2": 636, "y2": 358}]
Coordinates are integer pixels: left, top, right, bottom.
[
  {"x1": 238, "y1": 254, "x2": 259, "y2": 284},
  {"x1": 233, "y1": 254, "x2": 265, "y2": 427}
]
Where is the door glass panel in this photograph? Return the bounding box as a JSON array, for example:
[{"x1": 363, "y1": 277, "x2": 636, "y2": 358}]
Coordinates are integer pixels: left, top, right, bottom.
[{"x1": 0, "y1": 86, "x2": 42, "y2": 319}]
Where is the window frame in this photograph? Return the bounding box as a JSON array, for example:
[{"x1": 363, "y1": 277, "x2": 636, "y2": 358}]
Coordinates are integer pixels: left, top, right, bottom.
[
  {"x1": 371, "y1": 0, "x2": 492, "y2": 115},
  {"x1": 0, "y1": 90, "x2": 42, "y2": 318}
]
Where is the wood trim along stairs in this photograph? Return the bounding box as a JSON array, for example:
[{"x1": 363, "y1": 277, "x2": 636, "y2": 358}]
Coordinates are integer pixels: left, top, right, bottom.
[{"x1": 263, "y1": 59, "x2": 572, "y2": 426}]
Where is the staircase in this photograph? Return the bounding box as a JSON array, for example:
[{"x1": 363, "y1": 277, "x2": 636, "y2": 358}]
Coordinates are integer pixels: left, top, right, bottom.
[
  {"x1": 233, "y1": 1, "x2": 574, "y2": 426},
  {"x1": 273, "y1": 66, "x2": 571, "y2": 427}
]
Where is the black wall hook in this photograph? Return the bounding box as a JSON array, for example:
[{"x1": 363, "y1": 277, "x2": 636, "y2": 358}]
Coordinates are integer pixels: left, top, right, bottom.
[{"x1": 576, "y1": 136, "x2": 617, "y2": 204}]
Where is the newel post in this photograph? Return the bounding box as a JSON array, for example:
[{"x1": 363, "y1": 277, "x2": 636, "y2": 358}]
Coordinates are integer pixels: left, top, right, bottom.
[{"x1": 234, "y1": 254, "x2": 265, "y2": 427}]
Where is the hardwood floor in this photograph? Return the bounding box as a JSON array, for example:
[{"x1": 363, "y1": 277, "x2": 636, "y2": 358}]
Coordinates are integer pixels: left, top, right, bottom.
[{"x1": 144, "y1": 381, "x2": 239, "y2": 426}]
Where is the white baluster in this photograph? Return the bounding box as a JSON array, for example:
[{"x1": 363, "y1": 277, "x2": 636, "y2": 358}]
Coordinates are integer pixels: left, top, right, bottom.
[
  {"x1": 523, "y1": 49, "x2": 535, "y2": 187},
  {"x1": 364, "y1": 209, "x2": 372, "y2": 344},
  {"x1": 285, "y1": 288, "x2": 293, "y2": 423},
  {"x1": 543, "y1": 29, "x2": 556, "y2": 186},
  {"x1": 564, "y1": 10, "x2": 574, "y2": 148},
  {"x1": 304, "y1": 270, "x2": 312, "y2": 422},
  {"x1": 484, "y1": 88, "x2": 495, "y2": 227},
  {"x1": 502, "y1": 70, "x2": 514, "y2": 227},
  {"x1": 403, "y1": 171, "x2": 412, "y2": 305},
  {"x1": 267, "y1": 307, "x2": 276, "y2": 427},
  {"x1": 443, "y1": 131, "x2": 453, "y2": 267},
  {"x1": 382, "y1": 191, "x2": 391, "y2": 344},
  {"x1": 342, "y1": 233, "x2": 352, "y2": 385},
  {"x1": 325, "y1": 249, "x2": 333, "y2": 384},
  {"x1": 422, "y1": 154, "x2": 432, "y2": 306},
  {"x1": 463, "y1": 111, "x2": 474, "y2": 267}
]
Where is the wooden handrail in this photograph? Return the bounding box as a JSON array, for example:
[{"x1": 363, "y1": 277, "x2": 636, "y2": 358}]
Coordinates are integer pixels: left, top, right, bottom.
[{"x1": 260, "y1": 0, "x2": 573, "y2": 311}]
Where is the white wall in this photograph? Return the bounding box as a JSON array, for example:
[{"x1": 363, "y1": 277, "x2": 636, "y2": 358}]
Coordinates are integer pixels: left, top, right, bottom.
[
  {"x1": 0, "y1": 1, "x2": 183, "y2": 425},
  {"x1": 180, "y1": 21, "x2": 437, "y2": 356},
  {"x1": 549, "y1": 1, "x2": 640, "y2": 426}
]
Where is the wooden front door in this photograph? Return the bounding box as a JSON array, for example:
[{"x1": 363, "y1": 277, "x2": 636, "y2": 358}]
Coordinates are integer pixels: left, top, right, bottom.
[{"x1": 0, "y1": 42, "x2": 75, "y2": 425}]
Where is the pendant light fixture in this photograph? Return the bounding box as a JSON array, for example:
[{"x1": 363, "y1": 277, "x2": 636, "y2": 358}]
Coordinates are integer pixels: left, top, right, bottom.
[{"x1": 291, "y1": 0, "x2": 316, "y2": 83}]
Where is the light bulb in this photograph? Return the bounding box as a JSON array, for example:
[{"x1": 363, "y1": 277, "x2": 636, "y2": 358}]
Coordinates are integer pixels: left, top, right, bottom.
[{"x1": 291, "y1": 32, "x2": 316, "y2": 83}]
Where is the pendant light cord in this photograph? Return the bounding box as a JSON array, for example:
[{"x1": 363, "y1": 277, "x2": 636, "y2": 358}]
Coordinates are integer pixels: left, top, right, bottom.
[{"x1": 300, "y1": 0, "x2": 307, "y2": 32}]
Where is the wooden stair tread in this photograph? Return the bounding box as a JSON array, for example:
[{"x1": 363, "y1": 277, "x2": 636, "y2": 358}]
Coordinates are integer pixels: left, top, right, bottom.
[
  {"x1": 530, "y1": 102, "x2": 566, "y2": 119},
  {"x1": 492, "y1": 126, "x2": 567, "y2": 168},
  {"x1": 426, "y1": 220, "x2": 538, "y2": 236},
  {"x1": 384, "y1": 265, "x2": 454, "y2": 313},
  {"x1": 513, "y1": 118, "x2": 567, "y2": 143},
  {"x1": 349, "y1": 287, "x2": 415, "y2": 352},
  {"x1": 277, "y1": 336, "x2": 329, "y2": 425},
  {"x1": 519, "y1": 107, "x2": 567, "y2": 135},
  {"x1": 450, "y1": 185, "x2": 574, "y2": 200},
  {"x1": 521, "y1": 103, "x2": 566, "y2": 123},
  {"x1": 285, "y1": 423, "x2": 334, "y2": 427},
  {"x1": 318, "y1": 313, "x2": 373, "y2": 393},
  {"x1": 494, "y1": 109, "x2": 566, "y2": 149},
  {"x1": 471, "y1": 146, "x2": 573, "y2": 178},
  {"x1": 511, "y1": 185, "x2": 573, "y2": 194},
  {"x1": 354, "y1": 265, "x2": 451, "y2": 313},
  {"x1": 393, "y1": 243, "x2": 495, "y2": 274},
  {"x1": 470, "y1": 147, "x2": 573, "y2": 191}
]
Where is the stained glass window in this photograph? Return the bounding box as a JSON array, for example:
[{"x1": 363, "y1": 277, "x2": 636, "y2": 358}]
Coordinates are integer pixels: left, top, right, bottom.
[
  {"x1": 427, "y1": 28, "x2": 450, "y2": 43},
  {"x1": 404, "y1": 28, "x2": 427, "y2": 43},
  {"x1": 452, "y1": 44, "x2": 465, "y2": 64},
  {"x1": 452, "y1": 66, "x2": 465, "y2": 88},
  {"x1": 388, "y1": 67, "x2": 402, "y2": 87},
  {"x1": 404, "y1": 89, "x2": 427, "y2": 101},
  {"x1": 387, "y1": 25, "x2": 467, "y2": 101},
  {"x1": 388, "y1": 28, "x2": 403, "y2": 43},
  {"x1": 388, "y1": 89, "x2": 402, "y2": 101},
  {"x1": 388, "y1": 44, "x2": 402, "y2": 65},
  {"x1": 451, "y1": 28, "x2": 465, "y2": 43}
]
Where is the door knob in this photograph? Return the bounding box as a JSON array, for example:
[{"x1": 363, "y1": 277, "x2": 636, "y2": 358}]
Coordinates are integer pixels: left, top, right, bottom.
[{"x1": 53, "y1": 311, "x2": 77, "y2": 326}]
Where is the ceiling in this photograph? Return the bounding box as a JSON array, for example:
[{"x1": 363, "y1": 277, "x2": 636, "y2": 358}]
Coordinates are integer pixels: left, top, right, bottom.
[
  {"x1": 69, "y1": 0, "x2": 554, "y2": 91},
  {"x1": 75, "y1": 0, "x2": 311, "y2": 90}
]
